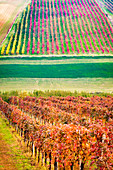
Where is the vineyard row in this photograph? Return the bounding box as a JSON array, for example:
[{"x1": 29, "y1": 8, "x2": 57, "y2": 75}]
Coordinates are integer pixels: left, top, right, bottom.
[
  {"x1": 1, "y1": 0, "x2": 113, "y2": 55},
  {"x1": 0, "y1": 96, "x2": 113, "y2": 169}
]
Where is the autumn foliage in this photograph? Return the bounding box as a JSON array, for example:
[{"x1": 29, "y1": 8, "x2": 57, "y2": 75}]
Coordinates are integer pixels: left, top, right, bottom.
[{"x1": 0, "y1": 96, "x2": 113, "y2": 169}]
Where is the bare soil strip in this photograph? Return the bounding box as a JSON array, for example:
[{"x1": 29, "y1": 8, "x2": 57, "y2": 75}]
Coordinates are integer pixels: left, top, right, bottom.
[
  {"x1": 0, "y1": 134, "x2": 17, "y2": 170},
  {"x1": 0, "y1": 115, "x2": 18, "y2": 170},
  {"x1": 0, "y1": 58, "x2": 113, "y2": 65},
  {"x1": 0, "y1": 53, "x2": 113, "y2": 58},
  {"x1": 0, "y1": 78, "x2": 113, "y2": 93},
  {"x1": 0, "y1": 0, "x2": 31, "y2": 44},
  {"x1": 0, "y1": 4, "x2": 16, "y2": 32},
  {"x1": 0, "y1": 113, "x2": 36, "y2": 170}
]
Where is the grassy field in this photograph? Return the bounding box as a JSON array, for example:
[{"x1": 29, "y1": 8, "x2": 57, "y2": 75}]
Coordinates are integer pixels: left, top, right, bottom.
[
  {"x1": 0, "y1": 78, "x2": 113, "y2": 93},
  {"x1": 0, "y1": 57, "x2": 113, "y2": 92},
  {"x1": 0, "y1": 63, "x2": 113, "y2": 78}
]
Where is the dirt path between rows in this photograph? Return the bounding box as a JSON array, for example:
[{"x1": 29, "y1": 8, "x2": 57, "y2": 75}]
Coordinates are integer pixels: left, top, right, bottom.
[
  {"x1": 0, "y1": 133, "x2": 17, "y2": 170},
  {"x1": 0, "y1": 114, "x2": 37, "y2": 170}
]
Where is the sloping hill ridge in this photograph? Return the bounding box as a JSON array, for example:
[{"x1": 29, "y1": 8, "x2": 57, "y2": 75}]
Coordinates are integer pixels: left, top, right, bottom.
[{"x1": 0, "y1": 0, "x2": 113, "y2": 56}]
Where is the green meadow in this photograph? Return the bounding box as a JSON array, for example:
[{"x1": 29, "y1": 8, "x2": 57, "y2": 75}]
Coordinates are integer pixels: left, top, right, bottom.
[
  {"x1": 0, "y1": 63, "x2": 113, "y2": 78},
  {"x1": 0, "y1": 57, "x2": 113, "y2": 92}
]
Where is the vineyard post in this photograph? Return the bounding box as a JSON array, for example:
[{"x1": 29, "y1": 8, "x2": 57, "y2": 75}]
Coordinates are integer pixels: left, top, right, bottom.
[
  {"x1": 32, "y1": 141, "x2": 35, "y2": 158},
  {"x1": 49, "y1": 152, "x2": 52, "y2": 170},
  {"x1": 79, "y1": 156, "x2": 84, "y2": 170},
  {"x1": 45, "y1": 152, "x2": 47, "y2": 165},
  {"x1": 24, "y1": 130, "x2": 27, "y2": 144},
  {"x1": 41, "y1": 152, "x2": 44, "y2": 165},
  {"x1": 9, "y1": 116, "x2": 11, "y2": 125},
  {"x1": 44, "y1": 119, "x2": 46, "y2": 124},
  {"x1": 79, "y1": 129, "x2": 83, "y2": 170},
  {"x1": 43, "y1": 119, "x2": 44, "y2": 125},
  {"x1": 35, "y1": 146, "x2": 37, "y2": 158},
  {"x1": 38, "y1": 149, "x2": 40, "y2": 163},
  {"x1": 36, "y1": 117, "x2": 39, "y2": 122},
  {"x1": 54, "y1": 157, "x2": 58, "y2": 170},
  {"x1": 27, "y1": 138, "x2": 29, "y2": 148},
  {"x1": 27, "y1": 140, "x2": 31, "y2": 155},
  {"x1": 70, "y1": 162, "x2": 74, "y2": 170},
  {"x1": 40, "y1": 117, "x2": 42, "y2": 124},
  {"x1": 102, "y1": 133, "x2": 106, "y2": 156},
  {"x1": 16, "y1": 124, "x2": 18, "y2": 133},
  {"x1": 79, "y1": 158, "x2": 82, "y2": 170},
  {"x1": 20, "y1": 128, "x2": 22, "y2": 137},
  {"x1": 81, "y1": 163, "x2": 84, "y2": 170}
]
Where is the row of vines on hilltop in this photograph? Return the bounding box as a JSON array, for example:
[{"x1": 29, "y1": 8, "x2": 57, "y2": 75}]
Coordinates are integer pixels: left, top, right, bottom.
[
  {"x1": 102, "y1": 0, "x2": 113, "y2": 14},
  {"x1": 0, "y1": 96, "x2": 113, "y2": 169},
  {"x1": 0, "y1": 0, "x2": 113, "y2": 55}
]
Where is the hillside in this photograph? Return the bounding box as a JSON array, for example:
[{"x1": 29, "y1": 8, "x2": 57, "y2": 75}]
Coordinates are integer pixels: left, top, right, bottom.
[
  {"x1": 0, "y1": 1, "x2": 113, "y2": 169},
  {"x1": 0, "y1": 0, "x2": 113, "y2": 56},
  {"x1": 0, "y1": 0, "x2": 30, "y2": 45}
]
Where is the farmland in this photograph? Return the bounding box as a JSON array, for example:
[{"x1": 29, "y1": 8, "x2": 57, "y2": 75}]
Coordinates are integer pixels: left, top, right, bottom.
[
  {"x1": 0, "y1": 56, "x2": 113, "y2": 92},
  {"x1": 0, "y1": 0, "x2": 113, "y2": 56},
  {"x1": 0, "y1": 0, "x2": 113, "y2": 169},
  {"x1": 0, "y1": 96, "x2": 113, "y2": 169},
  {"x1": 0, "y1": 63, "x2": 113, "y2": 78},
  {"x1": 0, "y1": 78, "x2": 113, "y2": 93},
  {"x1": 100, "y1": 0, "x2": 113, "y2": 14}
]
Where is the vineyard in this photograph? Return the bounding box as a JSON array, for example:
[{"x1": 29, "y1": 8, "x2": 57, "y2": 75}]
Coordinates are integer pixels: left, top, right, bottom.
[
  {"x1": 0, "y1": 0, "x2": 113, "y2": 56},
  {"x1": 0, "y1": 0, "x2": 113, "y2": 169},
  {"x1": 0, "y1": 95, "x2": 113, "y2": 169}
]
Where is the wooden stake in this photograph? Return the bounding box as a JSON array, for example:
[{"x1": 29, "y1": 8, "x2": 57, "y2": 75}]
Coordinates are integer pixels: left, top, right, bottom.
[
  {"x1": 41, "y1": 152, "x2": 44, "y2": 165},
  {"x1": 35, "y1": 146, "x2": 37, "y2": 157},
  {"x1": 49, "y1": 152, "x2": 51, "y2": 170},
  {"x1": 70, "y1": 162, "x2": 74, "y2": 170},
  {"x1": 45, "y1": 152, "x2": 47, "y2": 165},
  {"x1": 54, "y1": 157, "x2": 58, "y2": 170},
  {"x1": 32, "y1": 142, "x2": 35, "y2": 158},
  {"x1": 38, "y1": 149, "x2": 40, "y2": 163}
]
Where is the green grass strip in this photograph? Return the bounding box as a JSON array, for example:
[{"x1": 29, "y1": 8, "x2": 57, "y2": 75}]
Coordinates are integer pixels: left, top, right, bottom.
[
  {"x1": 0, "y1": 114, "x2": 35, "y2": 170},
  {"x1": 0, "y1": 63, "x2": 113, "y2": 78}
]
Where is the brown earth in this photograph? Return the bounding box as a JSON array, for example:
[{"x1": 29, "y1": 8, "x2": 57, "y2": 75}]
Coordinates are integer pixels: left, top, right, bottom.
[
  {"x1": 0, "y1": 134, "x2": 17, "y2": 170},
  {"x1": 0, "y1": 4, "x2": 16, "y2": 32},
  {"x1": 0, "y1": 0, "x2": 31, "y2": 45}
]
